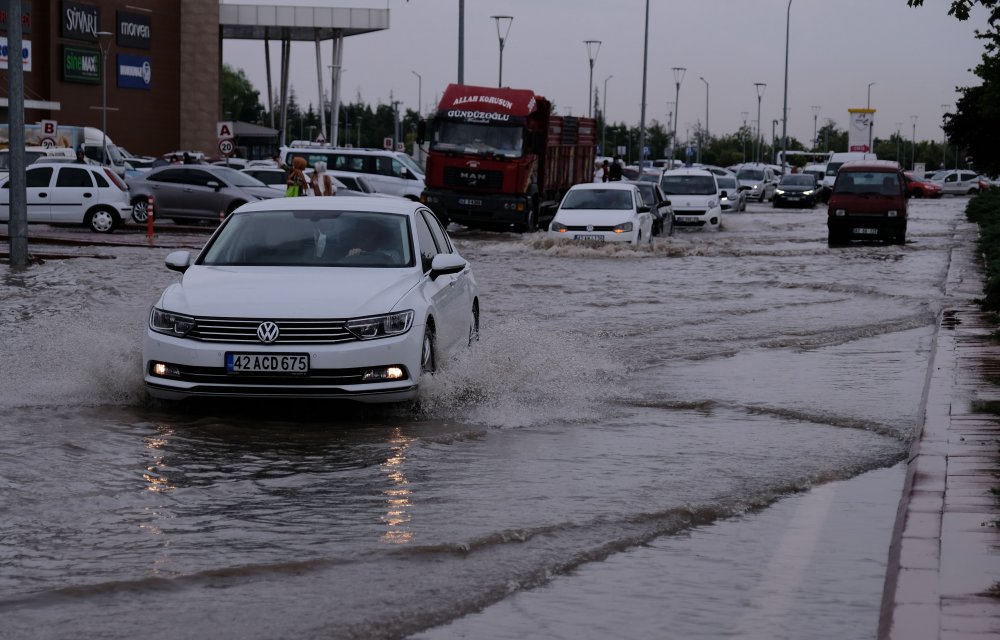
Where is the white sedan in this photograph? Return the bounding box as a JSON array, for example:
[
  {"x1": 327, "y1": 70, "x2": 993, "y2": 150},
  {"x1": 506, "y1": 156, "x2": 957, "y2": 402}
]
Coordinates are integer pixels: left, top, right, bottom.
[
  {"x1": 547, "y1": 182, "x2": 654, "y2": 246},
  {"x1": 143, "y1": 197, "x2": 479, "y2": 403}
]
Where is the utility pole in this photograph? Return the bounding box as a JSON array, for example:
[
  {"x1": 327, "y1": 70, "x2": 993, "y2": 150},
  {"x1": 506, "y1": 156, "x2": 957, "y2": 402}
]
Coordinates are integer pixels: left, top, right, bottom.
[
  {"x1": 7, "y1": 0, "x2": 27, "y2": 270},
  {"x1": 910, "y1": 115, "x2": 918, "y2": 171},
  {"x1": 812, "y1": 106, "x2": 821, "y2": 150},
  {"x1": 754, "y1": 83, "x2": 766, "y2": 163},
  {"x1": 602, "y1": 74, "x2": 613, "y2": 156}
]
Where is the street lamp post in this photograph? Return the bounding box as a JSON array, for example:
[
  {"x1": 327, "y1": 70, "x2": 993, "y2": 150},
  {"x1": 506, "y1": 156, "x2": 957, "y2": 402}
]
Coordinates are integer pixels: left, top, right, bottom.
[
  {"x1": 753, "y1": 82, "x2": 766, "y2": 163},
  {"x1": 867, "y1": 82, "x2": 876, "y2": 151},
  {"x1": 602, "y1": 74, "x2": 613, "y2": 156},
  {"x1": 97, "y1": 31, "x2": 113, "y2": 166},
  {"x1": 637, "y1": 0, "x2": 650, "y2": 168},
  {"x1": 812, "y1": 105, "x2": 821, "y2": 150},
  {"x1": 671, "y1": 67, "x2": 686, "y2": 164},
  {"x1": 490, "y1": 15, "x2": 513, "y2": 88},
  {"x1": 699, "y1": 76, "x2": 708, "y2": 164},
  {"x1": 411, "y1": 70, "x2": 422, "y2": 117},
  {"x1": 584, "y1": 40, "x2": 601, "y2": 119},
  {"x1": 941, "y1": 103, "x2": 949, "y2": 169},
  {"x1": 741, "y1": 111, "x2": 749, "y2": 162},
  {"x1": 910, "y1": 115, "x2": 918, "y2": 170},
  {"x1": 780, "y1": 0, "x2": 791, "y2": 173},
  {"x1": 896, "y1": 122, "x2": 903, "y2": 164}
]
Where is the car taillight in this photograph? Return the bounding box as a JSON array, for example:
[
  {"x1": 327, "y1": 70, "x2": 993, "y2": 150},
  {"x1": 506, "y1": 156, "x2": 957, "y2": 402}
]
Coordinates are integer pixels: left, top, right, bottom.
[{"x1": 104, "y1": 168, "x2": 128, "y2": 191}]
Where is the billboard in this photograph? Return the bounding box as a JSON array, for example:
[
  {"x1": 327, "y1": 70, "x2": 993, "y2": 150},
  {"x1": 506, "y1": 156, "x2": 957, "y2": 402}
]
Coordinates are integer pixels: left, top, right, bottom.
[
  {"x1": 117, "y1": 53, "x2": 151, "y2": 90},
  {"x1": 848, "y1": 108, "x2": 875, "y2": 153},
  {"x1": 0, "y1": 37, "x2": 30, "y2": 71}
]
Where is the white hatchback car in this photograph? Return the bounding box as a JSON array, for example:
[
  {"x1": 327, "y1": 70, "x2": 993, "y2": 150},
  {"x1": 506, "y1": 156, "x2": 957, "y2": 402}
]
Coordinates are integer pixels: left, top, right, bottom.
[
  {"x1": 659, "y1": 168, "x2": 723, "y2": 229},
  {"x1": 143, "y1": 197, "x2": 479, "y2": 403},
  {"x1": 547, "y1": 182, "x2": 654, "y2": 246},
  {"x1": 0, "y1": 162, "x2": 132, "y2": 233}
]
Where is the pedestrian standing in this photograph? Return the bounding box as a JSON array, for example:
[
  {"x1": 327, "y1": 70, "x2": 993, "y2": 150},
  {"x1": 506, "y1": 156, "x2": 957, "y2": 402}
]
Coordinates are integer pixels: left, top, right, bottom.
[
  {"x1": 609, "y1": 156, "x2": 623, "y2": 181},
  {"x1": 286, "y1": 157, "x2": 309, "y2": 197},
  {"x1": 311, "y1": 161, "x2": 336, "y2": 196}
]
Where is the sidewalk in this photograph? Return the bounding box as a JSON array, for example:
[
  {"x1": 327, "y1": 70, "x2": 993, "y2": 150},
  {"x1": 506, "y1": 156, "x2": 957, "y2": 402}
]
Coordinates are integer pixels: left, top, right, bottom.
[{"x1": 878, "y1": 296, "x2": 1000, "y2": 637}]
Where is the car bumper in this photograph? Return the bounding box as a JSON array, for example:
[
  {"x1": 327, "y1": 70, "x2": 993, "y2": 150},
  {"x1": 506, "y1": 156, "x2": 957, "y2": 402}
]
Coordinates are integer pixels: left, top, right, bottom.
[
  {"x1": 143, "y1": 327, "x2": 424, "y2": 403},
  {"x1": 547, "y1": 229, "x2": 639, "y2": 243},
  {"x1": 773, "y1": 193, "x2": 815, "y2": 207},
  {"x1": 672, "y1": 209, "x2": 720, "y2": 228},
  {"x1": 827, "y1": 215, "x2": 907, "y2": 239}
]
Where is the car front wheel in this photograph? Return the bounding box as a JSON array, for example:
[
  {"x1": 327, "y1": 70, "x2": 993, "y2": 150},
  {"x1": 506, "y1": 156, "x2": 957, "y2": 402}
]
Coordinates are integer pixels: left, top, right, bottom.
[{"x1": 421, "y1": 324, "x2": 436, "y2": 374}]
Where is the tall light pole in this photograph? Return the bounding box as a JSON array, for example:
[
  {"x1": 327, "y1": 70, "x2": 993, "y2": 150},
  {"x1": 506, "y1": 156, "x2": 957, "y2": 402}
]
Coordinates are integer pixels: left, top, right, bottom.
[
  {"x1": 491, "y1": 15, "x2": 513, "y2": 88},
  {"x1": 780, "y1": 0, "x2": 791, "y2": 173},
  {"x1": 602, "y1": 74, "x2": 613, "y2": 156},
  {"x1": 867, "y1": 82, "x2": 876, "y2": 151},
  {"x1": 741, "y1": 111, "x2": 749, "y2": 162},
  {"x1": 772, "y1": 119, "x2": 779, "y2": 164},
  {"x1": 699, "y1": 76, "x2": 708, "y2": 164},
  {"x1": 637, "y1": 0, "x2": 650, "y2": 168},
  {"x1": 812, "y1": 105, "x2": 821, "y2": 150},
  {"x1": 910, "y1": 115, "x2": 918, "y2": 170},
  {"x1": 584, "y1": 40, "x2": 601, "y2": 118},
  {"x1": 754, "y1": 82, "x2": 766, "y2": 163},
  {"x1": 941, "y1": 103, "x2": 949, "y2": 169},
  {"x1": 411, "y1": 70, "x2": 422, "y2": 117},
  {"x1": 671, "y1": 67, "x2": 686, "y2": 164},
  {"x1": 896, "y1": 122, "x2": 903, "y2": 164},
  {"x1": 97, "y1": 31, "x2": 113, "y2": 166}
]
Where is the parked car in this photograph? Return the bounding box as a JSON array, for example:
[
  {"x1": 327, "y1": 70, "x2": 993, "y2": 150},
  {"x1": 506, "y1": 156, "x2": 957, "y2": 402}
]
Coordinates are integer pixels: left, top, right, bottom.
[
  {"x1": 241, "y1": 166, "x2": 289, "y2": 192},
  {"x1": 127, "y1": 164, "x2": 281, "y2": 224},
  {"x1": 0, "y1": 163, "x2": 131, "y2": 233},
  {"x1": 802, "y1": 163, "x2": 827, "y2": 186},
  {"x1": 625, "y1": 179, "x2": 674, "y2": 236},
  {"x1": 329, "y1": 170, "x2": 380, "y2": 195},
  {"x1": 659, "y1": 168, "x2": 723, "y2": 229},
  {"x1": 547, "y1": 182, "x2": 654, "y2": 246},
  {"x1": 143, "y1": 196, "x2": 479, "y2": 403},
  {"x1": 734, "y1": 163, "x2": 778, "y2": 202},
  {"x1": 280, "y1": 146, "x2": 426, "y2": 200},
  {"x1": 714, "y1": 175, "x2": 746, "y2": 212},
  {"x1": 772, "y1": 173, "x2": 819, "y2": 208},
  {"x1": 827, "y1": 160, "x2": 907, "y2": 245},
  {"x1": 931, "y1": 169, "x2": 984, "y2": 195},
  {"x1": 903, "y1": 172, "x2": 943, "y2": 198}
]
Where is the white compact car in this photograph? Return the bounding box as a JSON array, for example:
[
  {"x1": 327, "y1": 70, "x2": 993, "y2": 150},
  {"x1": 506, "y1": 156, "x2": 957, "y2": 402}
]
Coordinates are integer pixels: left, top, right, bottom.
[
  {"x1": 547, "y1": 182, "x2": 654, "y2": 246},
  {"x1": 659, "y1": 168, "x2": 723, "y2": 229},
  {"x1": 143, "y1": 197, "x2": 479, "y2": 403},
  {"x1": 0, "y1": 162, "x2": 132, "y2": 233}
]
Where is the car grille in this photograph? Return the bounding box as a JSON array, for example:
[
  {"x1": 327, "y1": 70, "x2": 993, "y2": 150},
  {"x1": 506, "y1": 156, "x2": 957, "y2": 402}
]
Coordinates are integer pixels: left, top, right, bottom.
[
  {"x1": 187, "y1": 317, "x2": 356, "y2": 344},
  {"x1": 563, "y1": 225, "x2": 616, "y2": 232},
  {"x1": 443, "y1": 167, "x2": 504, "y2": 189}
]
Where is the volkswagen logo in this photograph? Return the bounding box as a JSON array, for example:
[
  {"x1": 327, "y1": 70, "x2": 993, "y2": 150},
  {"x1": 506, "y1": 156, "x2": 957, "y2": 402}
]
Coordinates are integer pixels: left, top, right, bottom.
[
  {"x1": 587, "y1": 225, "x2": 594, "y2": 232},
  {"x1": 257, "y1": 321, "x2": 280, "y2": 343}
]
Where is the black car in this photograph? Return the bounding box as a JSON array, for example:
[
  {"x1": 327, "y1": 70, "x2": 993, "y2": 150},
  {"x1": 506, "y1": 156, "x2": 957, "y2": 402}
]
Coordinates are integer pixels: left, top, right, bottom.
[
  {"x1": 625, "y1": 179, "x2": 674, "y2": 236},
  {"x1": 772, "y1": 173, "x2": 819, "y2": 208}
]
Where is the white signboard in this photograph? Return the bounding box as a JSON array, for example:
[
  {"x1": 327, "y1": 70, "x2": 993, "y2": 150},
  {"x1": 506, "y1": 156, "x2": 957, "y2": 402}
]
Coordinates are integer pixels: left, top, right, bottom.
[
  {"x1": 0, "y1": 38, "x2": 31, "y2": 71},
  {"x1": 848, "y1": 108, "x2": 875, "y2": 153},
  {"x1": 216, "y1": 121, "x2": 235, "y2": 140}
]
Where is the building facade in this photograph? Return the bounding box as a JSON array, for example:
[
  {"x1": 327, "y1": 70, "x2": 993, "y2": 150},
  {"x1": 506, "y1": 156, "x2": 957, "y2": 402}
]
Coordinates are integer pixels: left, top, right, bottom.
[{"x1": 0, "y1": 0, "x2": 219, "y2": 157}]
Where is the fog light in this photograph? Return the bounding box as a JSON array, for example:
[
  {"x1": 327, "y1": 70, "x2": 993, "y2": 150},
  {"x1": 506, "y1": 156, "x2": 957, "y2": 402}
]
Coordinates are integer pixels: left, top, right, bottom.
[
  {"x1": 835, "y1": 209, "x2": 846, "y2": 216},
  {"x1": 151, "y1": 362, "x2": 181, "y2": 377},
  {"x1": 887, "y1": 210, "x2": 898, "y2": 217},
  {"x1": 363, "y1": 366, "x2": 406, "y2": 381}
]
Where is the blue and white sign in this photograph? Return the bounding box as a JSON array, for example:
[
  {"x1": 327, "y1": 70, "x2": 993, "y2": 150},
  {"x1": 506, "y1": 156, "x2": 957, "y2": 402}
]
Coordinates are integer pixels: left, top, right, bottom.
[
  {"x1": 116, "y1": 53, "x2": 150, "y2": 90},
  {"x1": 0, "y1": 38, "x2": 31, "y2": 71}
]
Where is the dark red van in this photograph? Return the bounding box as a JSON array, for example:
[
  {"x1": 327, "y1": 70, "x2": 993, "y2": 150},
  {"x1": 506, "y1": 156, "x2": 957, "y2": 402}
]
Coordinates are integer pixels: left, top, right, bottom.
[{"x1": 826, "y1": 160, "x2": 908, "y2": 245}]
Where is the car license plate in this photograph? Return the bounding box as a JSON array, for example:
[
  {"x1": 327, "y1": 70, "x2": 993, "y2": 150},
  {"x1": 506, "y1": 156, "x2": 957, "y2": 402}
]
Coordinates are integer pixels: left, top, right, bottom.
[
  {"x1": 852, "y1": 227, "x2": 879, "y2": 235},
  {"x1": 677, "y1": 216, "x2": 700, "y2": 222},
  {"x1": 574, "y1": 234, "x2": 604, "y2": 241},
  {"x1": 226, "y1": 353, "x2": 309, "y2": 374},
  {"x1": 786, "y1": 195, "x2": 800, "y2": 200}
]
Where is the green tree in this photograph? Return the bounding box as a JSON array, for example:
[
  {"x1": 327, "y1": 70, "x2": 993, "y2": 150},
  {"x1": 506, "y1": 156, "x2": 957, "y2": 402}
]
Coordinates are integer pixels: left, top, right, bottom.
[{"x1": 221, "y1": 64, "x2": 264, "y2": 123}]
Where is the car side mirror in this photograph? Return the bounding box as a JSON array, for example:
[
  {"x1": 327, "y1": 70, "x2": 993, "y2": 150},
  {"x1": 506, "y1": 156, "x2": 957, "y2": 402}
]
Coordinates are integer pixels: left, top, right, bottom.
[
  {"x1": 663, "y1": 199, "x2": 671, "y2": 206},
  {"x1": 206, "y1": 180, "x2": 221, "y2": 191},
  {"x1": 164, "y1": 250, "x2": 192, "y2": 273},
  {"x1": 637, "y1": 204, "x2": 651, "y2": 213},
  {"x1": 429, "y1": 253, "x2": 467, "y2": 280},
  {"x1": 720, "y1": 190, "x2": 728, "y2": 198}
]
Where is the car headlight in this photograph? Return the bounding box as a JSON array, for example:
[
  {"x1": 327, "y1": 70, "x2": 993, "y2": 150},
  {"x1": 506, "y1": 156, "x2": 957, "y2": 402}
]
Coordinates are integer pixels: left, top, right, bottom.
[
  {"x1": 707, "y1": 199, "x2": 718, "y2": 208},
  {"x1": 550, "y1": 221, "x2": 569, "y2": 232},
  {"x1": 613, "y1": 222, "x2": 633, "y2": 233},
  {"x1": 346, "y1": 310, "x2": 414, "y2": 340},
  {"x1": 803, "y1": 189, "x2": 814, "y2": 195},
  {"x1": 775, "y1": 188, "x2": 786, "y2": 195},
  {"x1": 150, "y1": 308, "x2": 196, "y2": 337}
]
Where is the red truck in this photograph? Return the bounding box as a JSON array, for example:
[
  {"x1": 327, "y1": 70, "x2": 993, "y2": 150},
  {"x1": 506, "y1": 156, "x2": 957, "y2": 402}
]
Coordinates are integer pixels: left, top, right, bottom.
[{"x1": 419, "y1": 83, "x2": 596, "y2": 231}]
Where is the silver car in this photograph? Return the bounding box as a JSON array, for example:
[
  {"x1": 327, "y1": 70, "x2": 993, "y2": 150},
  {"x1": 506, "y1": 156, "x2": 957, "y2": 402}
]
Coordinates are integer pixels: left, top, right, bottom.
[{"x1": 127, "y1": 164, "x2": 280, "y2": 224}]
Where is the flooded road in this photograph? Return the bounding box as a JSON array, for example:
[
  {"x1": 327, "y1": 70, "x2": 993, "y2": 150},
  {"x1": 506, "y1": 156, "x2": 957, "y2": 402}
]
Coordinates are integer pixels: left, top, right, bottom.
[{"x1": 0, "y1": 196, "x2": 977, "y2": 639}]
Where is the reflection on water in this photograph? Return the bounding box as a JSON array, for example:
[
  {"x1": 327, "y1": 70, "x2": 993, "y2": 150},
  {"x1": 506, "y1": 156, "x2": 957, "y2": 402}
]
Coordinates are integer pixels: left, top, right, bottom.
[{"x1": 381, "y1": 427, "x2": 414, "y2": 544}]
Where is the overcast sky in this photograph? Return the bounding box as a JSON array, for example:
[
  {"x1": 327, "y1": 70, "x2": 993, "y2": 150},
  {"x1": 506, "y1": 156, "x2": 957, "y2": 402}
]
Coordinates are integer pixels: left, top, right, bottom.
[{"x1": 221, "y1": 0, "x2": 986, "y2": 147}]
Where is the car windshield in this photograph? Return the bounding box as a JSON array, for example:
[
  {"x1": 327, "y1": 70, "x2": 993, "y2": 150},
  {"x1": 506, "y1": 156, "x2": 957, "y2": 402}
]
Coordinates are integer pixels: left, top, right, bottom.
[
  {"x1": 780, "y1": 175, "x2": 815, "y2": 186},
  {"x1": 737, "y1": 169, "x2": 764, "y2": 181},
  {"x1": 661, "y1": 175, "x2": 717, "y2": 195},
  {"x1": 716, "y1": 177, "x2": 737, "y2": 189},
  {"x1": 430, "y1": 121, "x2": 524, "y2": 158},
  {"x1": 200, "y1": 209, "x2": 414, "y2": 268},
  {"x1": 213, "y1": 166, "x2": 267, "y2": 188},
  {"x1": 835, "y1": 172, "x2": 902, "y2": 196},
  {"x1": 560, "y1": 189, "x2": 633, "y2": 210},
  {"x1": 825, "y1": 162, "x2": 844, "y2": 177},
  {"x1": 395, "y1": 153, "x2": 425, "y2": 177}
]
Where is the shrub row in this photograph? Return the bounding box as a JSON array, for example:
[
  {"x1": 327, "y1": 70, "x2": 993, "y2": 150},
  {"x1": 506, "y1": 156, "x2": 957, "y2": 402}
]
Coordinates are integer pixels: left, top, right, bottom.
[{"x1": 966, "y1": 191, "x2": 1000, "y2": 311}]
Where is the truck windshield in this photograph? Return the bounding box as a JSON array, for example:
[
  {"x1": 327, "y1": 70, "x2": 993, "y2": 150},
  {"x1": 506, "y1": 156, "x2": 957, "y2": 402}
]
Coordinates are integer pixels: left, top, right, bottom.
[{"x1": 431, "y1": 121, "x2": 524, "y2": 158}]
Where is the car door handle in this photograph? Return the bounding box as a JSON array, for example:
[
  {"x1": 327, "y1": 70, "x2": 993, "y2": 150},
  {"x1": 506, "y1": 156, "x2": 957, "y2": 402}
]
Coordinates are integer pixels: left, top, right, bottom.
[
  {"x1": 83, "y1": 192, "x2": 93, "y2": 198},
  {"x1": 39, "y1": 192, "x2": 47, "y2": 198}
]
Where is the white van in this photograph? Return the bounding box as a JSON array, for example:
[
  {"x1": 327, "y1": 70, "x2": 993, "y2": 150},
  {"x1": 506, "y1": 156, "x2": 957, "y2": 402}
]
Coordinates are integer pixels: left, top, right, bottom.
[
  {"x1": 280, "y1": 145, "x2": 425, "y2": 200},
  {"x1": 659, "y1": 167, "x2": 723, "y2": 229}
]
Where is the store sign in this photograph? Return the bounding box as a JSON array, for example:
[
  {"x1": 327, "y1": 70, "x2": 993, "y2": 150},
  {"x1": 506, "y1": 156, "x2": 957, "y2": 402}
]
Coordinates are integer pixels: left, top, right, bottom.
[
  {"x1": 117, "y1": 10, "x2": 150, "y2": 49},
  {"x1": 62, "y1": 45, "x2": 100, "y2": 84},
  {"x1": 0, "y1": 3, "x2": 33, "y2": 34},
  {"x1": 117, "y1": 53, "x2": 151, "y2": 90},
  {"x1": 0, "y1": 38, "x2": 31, "y2": 71},
  {"x1": 61, "y1": 0, "x2": 100, "y2": 42}
]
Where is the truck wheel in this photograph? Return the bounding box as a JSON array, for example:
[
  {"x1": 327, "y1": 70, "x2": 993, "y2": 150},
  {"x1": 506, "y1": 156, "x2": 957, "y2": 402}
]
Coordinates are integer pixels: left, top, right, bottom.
[{"x1": 518, "y1": 209, "x2": 538, "y2": 233}]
